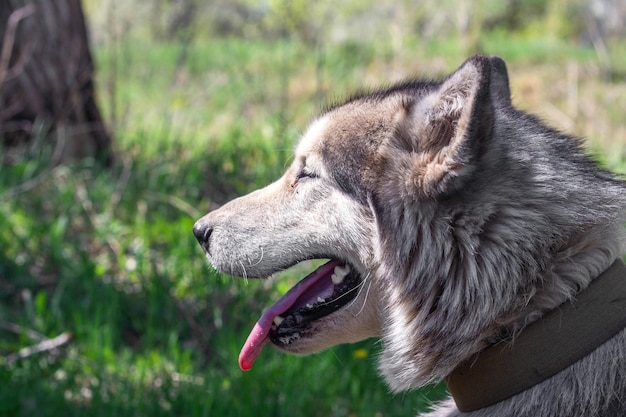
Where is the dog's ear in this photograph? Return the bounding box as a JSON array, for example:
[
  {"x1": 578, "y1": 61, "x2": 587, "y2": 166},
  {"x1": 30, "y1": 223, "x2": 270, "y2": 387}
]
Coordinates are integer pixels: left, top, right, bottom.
[
  {"x1": 488, "y1": 55, "x2": 511, "y2": 105},
  {"x1": 384, "y1": 55, "x2": 499, "y2": 198}
]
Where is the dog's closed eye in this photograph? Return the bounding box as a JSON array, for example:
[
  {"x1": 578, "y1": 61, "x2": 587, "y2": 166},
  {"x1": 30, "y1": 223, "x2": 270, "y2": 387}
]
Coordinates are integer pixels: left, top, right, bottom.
[
  {"x1": 296, "y1": 167, "x2": 317, "y2": 180},
  {"x1": 289, "y1": 166, "x2": 318, "y2": 190}
]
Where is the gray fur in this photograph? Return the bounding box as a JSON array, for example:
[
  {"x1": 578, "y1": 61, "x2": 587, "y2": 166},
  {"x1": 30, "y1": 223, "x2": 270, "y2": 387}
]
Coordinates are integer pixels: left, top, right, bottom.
[{"x1": 194, "y1": 55, "x2": 626, "y2": 416}]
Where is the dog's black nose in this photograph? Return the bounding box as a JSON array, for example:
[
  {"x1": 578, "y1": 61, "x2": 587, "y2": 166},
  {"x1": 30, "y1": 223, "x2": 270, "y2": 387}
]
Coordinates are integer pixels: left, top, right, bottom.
[{"x1": 193, "y1": 220, "x2": 212, "y2": 245}]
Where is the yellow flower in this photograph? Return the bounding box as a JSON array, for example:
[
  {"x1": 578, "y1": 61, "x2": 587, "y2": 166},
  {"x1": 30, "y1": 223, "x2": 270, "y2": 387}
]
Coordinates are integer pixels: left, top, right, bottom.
[{"x1": 353, "y1": 348, "x2": 368, "y2": 359}]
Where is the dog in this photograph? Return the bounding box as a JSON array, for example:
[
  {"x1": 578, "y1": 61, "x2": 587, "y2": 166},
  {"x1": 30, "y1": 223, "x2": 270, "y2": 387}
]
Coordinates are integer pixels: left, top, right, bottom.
[{"x1": 193, "y1": 55, "x2": 626, "y2": 416}]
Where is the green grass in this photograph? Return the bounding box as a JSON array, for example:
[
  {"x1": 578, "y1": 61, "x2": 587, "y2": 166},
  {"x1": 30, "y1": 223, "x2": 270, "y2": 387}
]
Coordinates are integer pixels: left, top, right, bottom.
[
  {"x1": 0, "y1": 149, "x2": 447, "y2": 416},
  {"x1": 0, "y1": 29, "x2": 625, "y2": 416}
]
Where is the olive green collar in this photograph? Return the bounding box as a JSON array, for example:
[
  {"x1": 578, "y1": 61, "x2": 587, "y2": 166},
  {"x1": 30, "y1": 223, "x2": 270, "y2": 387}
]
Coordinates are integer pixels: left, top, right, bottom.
[{"x1": 445, "y1": 259, "x2": 626, "y2": 412}]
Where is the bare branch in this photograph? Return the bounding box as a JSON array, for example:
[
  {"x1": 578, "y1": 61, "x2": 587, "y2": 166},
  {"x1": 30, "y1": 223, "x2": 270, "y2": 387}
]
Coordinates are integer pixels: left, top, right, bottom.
[
  {"x1": 4, "y1": 331, "x2": 73, "y2": 365},
  {"x1": 0, "y1": 320, "x2": 46, "y2": 342},
  {"x1": 0, "y1": 4, "x2": 36, "y2": 90}
]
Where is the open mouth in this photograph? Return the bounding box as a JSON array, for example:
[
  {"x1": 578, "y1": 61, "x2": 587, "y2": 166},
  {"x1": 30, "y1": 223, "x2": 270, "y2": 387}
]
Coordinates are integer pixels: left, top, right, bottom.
[{"x1": 238, "y1": 259, "x2": 363, "y2": 371}]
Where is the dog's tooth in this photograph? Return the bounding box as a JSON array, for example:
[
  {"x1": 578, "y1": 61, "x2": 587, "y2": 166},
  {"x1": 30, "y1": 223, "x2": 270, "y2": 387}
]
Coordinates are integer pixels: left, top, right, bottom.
[
  {"x1": 331, "y1": 265, "x2": 350, "y2": 285},
  {"x1": 306, "y1": 303, "x2": 313, "y2": 309},
  {"x1": 273, "y1": 316, "x2": 284, "y2": 326},
  {"x1": 331, "y1": 273, "x2": 344, "y2": 285},
  {"x1": 317, "y1": 297, "x2": 325, "y2": 303},
  {"x1": 334, "y1": 265, "x2": 350, "y2": 276}
]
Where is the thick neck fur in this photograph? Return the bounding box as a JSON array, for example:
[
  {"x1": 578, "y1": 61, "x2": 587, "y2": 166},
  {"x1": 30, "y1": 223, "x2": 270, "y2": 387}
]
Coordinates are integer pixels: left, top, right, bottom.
[{"x1": 374, "y1": 109, "x2": 626, "y2": 393}]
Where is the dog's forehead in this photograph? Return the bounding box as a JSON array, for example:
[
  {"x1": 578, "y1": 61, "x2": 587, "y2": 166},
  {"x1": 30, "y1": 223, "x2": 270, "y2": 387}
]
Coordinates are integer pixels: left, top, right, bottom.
[
  {"x1": 292, "y1": 95, "x2": 408, "y2": 198},
  {"x1": 295, "y1": 116, "x2": 330, "y2": 157},
  {"x1": 296, "y1": 95, "x2": 405, "y2": 159}
]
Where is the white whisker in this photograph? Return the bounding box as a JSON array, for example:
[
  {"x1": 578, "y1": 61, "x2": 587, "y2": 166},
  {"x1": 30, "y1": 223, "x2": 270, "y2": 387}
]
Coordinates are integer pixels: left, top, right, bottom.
[
  {"x1": 354, "y1": 275, "x2": 373, "y2": 317},
  {"x1": 238, "y1": 260, "x2": 249, "y2": 284},
  {"x1": 248, "y1": 246, "x2": 264, "y2": 267},
  {"x1": 322, "y1": 272, "x2": 373, "y2": 317}
]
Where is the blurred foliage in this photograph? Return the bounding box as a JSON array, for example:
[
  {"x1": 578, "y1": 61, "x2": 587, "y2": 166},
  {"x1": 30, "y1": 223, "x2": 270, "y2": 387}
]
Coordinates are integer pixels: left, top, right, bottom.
[{"x1": 82, "y1": 0, "x2": 626, "y2": 46}]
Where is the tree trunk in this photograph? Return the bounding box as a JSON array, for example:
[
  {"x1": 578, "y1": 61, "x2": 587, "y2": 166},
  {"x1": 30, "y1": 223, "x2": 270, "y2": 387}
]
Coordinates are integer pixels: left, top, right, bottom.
[{"x1": 0, "y1": 0, "x2": 112, "y2": 164}]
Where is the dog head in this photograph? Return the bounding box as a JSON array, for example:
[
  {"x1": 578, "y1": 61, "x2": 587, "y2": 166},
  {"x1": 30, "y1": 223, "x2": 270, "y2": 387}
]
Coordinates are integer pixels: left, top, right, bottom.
[{"x1": 194, "y1": 55, "x2": 626, "y2": 390}]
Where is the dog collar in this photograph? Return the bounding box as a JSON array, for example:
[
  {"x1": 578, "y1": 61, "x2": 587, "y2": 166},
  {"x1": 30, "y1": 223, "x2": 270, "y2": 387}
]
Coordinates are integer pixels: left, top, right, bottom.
[{"x1": 445, "y1": 259, "x2": 626, "y2": 412}]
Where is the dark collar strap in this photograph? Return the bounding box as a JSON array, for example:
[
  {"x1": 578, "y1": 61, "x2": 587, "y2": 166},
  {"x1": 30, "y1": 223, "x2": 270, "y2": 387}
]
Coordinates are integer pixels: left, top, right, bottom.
[{"x1": 445, "y1": 259, "x2": 626, "y2": 412}]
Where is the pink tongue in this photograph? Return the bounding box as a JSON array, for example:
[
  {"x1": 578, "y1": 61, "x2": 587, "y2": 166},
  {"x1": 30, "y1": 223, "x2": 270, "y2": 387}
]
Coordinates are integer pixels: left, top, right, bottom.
[{"x1": 238, "y1": 260, "x2": 340, "y2": 371}]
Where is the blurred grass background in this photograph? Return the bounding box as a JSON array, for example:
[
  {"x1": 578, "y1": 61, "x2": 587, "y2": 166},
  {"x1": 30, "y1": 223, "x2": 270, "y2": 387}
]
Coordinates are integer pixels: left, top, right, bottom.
[{"x1": 1, "y1": 0, "x2": 626, "y2": 416}]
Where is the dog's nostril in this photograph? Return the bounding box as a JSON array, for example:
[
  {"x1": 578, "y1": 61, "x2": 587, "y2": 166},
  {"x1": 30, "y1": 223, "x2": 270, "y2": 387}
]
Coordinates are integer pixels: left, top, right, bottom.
[{"x1": 193, "y1": 221, "x2": 213, "y2": 244}]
